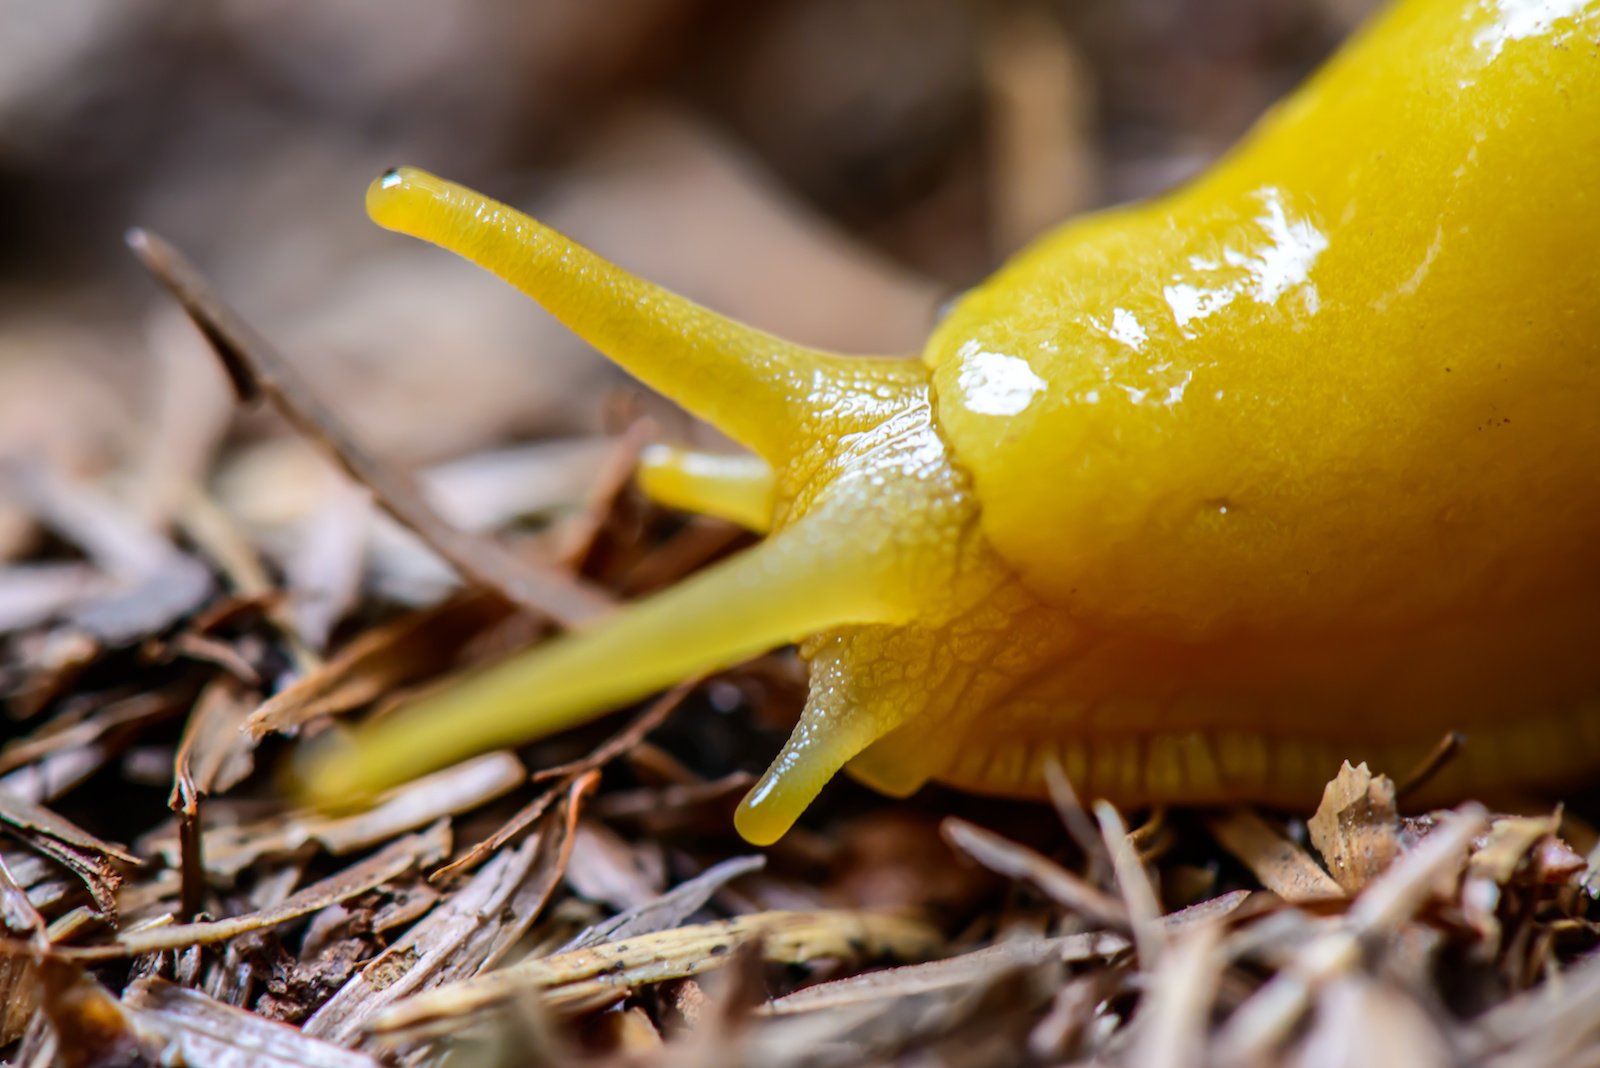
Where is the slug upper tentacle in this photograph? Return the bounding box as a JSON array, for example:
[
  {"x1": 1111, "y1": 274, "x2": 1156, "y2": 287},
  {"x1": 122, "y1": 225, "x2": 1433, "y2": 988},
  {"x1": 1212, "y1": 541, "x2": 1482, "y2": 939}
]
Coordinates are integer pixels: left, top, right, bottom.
[
  {"x1": 365, "y1": 167, "x2": 904, "y2": 470},
  {"x1": 306, "y1": 0, "x2": 1600, "y2": 844}
]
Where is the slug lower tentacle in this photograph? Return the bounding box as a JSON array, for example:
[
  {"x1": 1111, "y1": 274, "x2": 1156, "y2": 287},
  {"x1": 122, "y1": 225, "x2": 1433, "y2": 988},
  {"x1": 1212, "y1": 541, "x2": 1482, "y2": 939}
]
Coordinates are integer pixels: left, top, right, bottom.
[
  {"x1": 304, "y1": 0, "x2": 1600, "y2": 844},
  {"x1": 635, "y1": 445, "x2": 775, "y2": 532}
]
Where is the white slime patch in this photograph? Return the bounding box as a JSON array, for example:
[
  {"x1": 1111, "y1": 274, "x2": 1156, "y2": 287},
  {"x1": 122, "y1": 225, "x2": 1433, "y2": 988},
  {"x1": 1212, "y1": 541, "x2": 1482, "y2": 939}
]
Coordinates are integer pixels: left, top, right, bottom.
[
  {"x1": 1162, "y1": 187, "x2": 1328, "y2": 336},
  {"x1": 1474, "y1": 0, "x2": 1595, "y2": 59},
  {"x1": 955, "y1": 342, "x2": 1048, "y2": 417}
]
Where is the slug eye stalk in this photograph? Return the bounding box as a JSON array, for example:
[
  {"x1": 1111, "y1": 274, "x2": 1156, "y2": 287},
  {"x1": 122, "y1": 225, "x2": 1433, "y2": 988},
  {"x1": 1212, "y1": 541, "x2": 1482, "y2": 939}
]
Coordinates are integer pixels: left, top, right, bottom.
[{"x1": 365, "y1": 167, "x2": 897, "y2": 468}]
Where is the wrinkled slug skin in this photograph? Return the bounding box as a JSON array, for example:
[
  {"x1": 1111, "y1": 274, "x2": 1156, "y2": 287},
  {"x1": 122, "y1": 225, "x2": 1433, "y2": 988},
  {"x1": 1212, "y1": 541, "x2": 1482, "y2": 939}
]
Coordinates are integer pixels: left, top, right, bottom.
[{"x1": 310, "y1": 0, "x2": 1600, "y2": 844}]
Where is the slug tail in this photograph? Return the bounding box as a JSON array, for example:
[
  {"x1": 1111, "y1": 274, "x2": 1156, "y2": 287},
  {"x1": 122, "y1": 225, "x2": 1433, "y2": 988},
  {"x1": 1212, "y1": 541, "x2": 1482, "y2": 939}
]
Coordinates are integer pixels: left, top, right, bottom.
[
  {"x1": 299, "y1": 510, "x2": 907, "y2": 807},
  {"x1": 636, "y1": 445, "x2": 775, "y2": 531},
  {"x1": 366, "y1": 167, "x2": 896, "y2": 464}
]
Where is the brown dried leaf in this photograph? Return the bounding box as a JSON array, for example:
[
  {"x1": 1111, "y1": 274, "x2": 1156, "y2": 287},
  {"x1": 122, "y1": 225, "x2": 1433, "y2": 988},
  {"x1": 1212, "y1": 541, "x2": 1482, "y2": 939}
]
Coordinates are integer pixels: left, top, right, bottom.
[
  {"x1": 420, "y1": 438, "x2": 616, "y2": 533},
  {"x1": 131, "y1": 307, "x2": 235, "y2": 533},
  {"x1": 1466, "y1": 945, "x2": 1600, "y2": 1063},
  {"x1": 593, "y1": 1004, "x2": 664, "y2": 1054},
  {"x1": 1348, "y1": 803, "x2": 1486, "y2": 935},
  {"x1": 0, "y1": 855, "x2": 44, "y2": 1043},
  {"x1": 37, "y1": 959, "x2": 146, "y2": 1068},
  {"x1": 284, "y1": 479, "x2": 373, "y2": 653},
  {"x1": 0, "y1": 953, "x2": 39, "y2": 1045},
  {"x1": 1209, "y1": 808, "x2": 1345, "y2": 904},
  {"x1": 1528, "y1": 834, "x2": 1586, "y2": 885},
  {"x1": 1308, "y1": 761, "x2": 1401, "y2": 895}
]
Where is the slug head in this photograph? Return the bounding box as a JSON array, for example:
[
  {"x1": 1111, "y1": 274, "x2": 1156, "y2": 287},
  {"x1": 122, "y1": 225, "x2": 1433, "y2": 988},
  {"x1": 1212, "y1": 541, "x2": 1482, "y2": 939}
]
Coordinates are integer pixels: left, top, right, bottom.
[{"x1": 300, "y1": 168, "x2": 1018, "y2": 844}]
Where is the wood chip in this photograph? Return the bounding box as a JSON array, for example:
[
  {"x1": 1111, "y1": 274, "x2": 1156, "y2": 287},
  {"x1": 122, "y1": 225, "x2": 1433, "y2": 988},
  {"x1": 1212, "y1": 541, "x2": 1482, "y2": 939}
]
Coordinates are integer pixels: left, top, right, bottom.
[
  {"x1": 941, "y1": 817, "x2": 1128, "y2": 930},
  {"x1": 0, "y1": 564, "x2": 109, "y2": 634},
  {"x1": 564, "y1": 821, "x2": 664, "y2": 911},
  {"x1": 244, "y1": 589, "x2": 514, "y2": 738},
  {"x1": 171, "y1": 674, "x2": 257, "y2": 801},
  {"x1": 154, "y1": 751, "x2": 524, "y2": 877},
  {"x1": 1308, "y1": 761, "x2": 1401, "y2": 895},
  {"x1": 0, "y1": 687, "x2": 187, "y2": 779},
  {"x1": 127, "y1": 229, "x2": 614, "y2": 629},
  {"x1": 1291, "y1": 974, "x2": 1453, "y2": 1068},
  {"x1": 0, "y1": 788, "x2": 136, "y2": 917},
  {"x1": 304, "y1": 773, "x2": 595, "y2": 1046},
  {"x1": 0, "y1": 457, "x2": 213, "y2": 644},
  {"x1": 983, "y1": 6, "x2": 1098, "y2": 255},
  {"x1": 1468, "y1": 811, "x2": 1563, "y2": 886},
  {"x1": 1209, "y1": 808, "x2": 1346, "y2": 904},
  {"x1": 53, "y1": 821, "x2": 449, "y2": 959},
  {"x1": 763, "y1": 931, "x2": 1131, "y2": 1015},
  {"x1": 1096, "y1": 800, "x2": 1167, "y2": 966},
  {"x1": 560, "y1": 854, "x2": 766, "y2": 953},
  {"x1": 124, "y1": 979, "x2": 381, "y2": 1068},
  {"x1": 434, "y1": 680, "x2": 699, "y2": 882},
  {"x1": 1126, "y1": 921, "x2": 1224, "y2": 1068},
  {"x1": 369, "y1": 909, "x2": 943, "y2": 1033}
]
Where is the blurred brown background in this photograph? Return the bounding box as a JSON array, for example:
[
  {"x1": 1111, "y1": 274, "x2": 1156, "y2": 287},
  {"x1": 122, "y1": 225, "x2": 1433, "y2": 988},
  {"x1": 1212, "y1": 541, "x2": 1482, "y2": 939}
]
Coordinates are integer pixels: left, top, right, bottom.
[{"x1": 0, "y1": 0, "x2": 1376, "y2": 640}]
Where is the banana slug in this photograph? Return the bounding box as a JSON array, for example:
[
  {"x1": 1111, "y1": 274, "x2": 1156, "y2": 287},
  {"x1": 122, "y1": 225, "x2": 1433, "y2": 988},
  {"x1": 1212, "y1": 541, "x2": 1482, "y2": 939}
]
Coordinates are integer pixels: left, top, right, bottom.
[{"x1": 304, "y1": 0, "x2": 1600, "y2": 845}]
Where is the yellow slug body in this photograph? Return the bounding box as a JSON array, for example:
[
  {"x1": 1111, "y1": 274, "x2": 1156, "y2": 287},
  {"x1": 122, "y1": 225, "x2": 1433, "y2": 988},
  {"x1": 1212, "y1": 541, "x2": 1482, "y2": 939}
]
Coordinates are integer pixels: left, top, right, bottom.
[{"x1": 305, "y1": 0, "x2": 1600, "y2": 845}]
